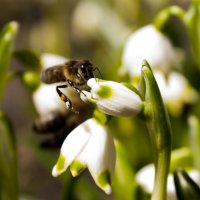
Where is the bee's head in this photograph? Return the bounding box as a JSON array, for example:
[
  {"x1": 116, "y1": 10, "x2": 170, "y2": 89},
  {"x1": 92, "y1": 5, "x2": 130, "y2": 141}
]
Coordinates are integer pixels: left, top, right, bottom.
[{"x1": 78, "y1": 60, "x2": 95, "y2": 81}]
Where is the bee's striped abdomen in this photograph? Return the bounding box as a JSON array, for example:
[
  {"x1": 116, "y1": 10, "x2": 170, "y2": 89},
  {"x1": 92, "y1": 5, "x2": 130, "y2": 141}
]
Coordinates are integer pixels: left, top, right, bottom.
[{"x1": 41, "y1": 65, "x2": 67, "y2": 84}]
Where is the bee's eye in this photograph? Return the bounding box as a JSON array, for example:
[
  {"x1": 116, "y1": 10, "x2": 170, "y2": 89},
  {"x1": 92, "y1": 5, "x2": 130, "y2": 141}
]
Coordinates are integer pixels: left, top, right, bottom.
[{"x1": 80, "y1": 64, "x2": 87, "y2": 75}]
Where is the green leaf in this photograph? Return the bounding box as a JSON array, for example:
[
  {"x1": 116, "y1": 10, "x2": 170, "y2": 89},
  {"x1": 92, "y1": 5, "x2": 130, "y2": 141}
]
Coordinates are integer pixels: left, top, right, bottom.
[
  {"x1": 0, "y1": 21, "x2": 18, "y2": 102},
  {"x1": 140, "y1": 60, "x2": 172, "y2": 200},
  {"x1": 0, "y1": 112, "x2": 18, "y2": 200},
  {"x1": 13, "y1": 49, "x2": 41, "y2": 70}
]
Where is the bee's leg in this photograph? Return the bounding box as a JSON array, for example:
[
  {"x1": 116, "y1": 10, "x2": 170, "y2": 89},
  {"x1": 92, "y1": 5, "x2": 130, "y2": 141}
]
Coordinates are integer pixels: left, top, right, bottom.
[
  {"x1": 67, "y1": 80, "x2": 86, "y2": 97},
  {"x1": 56, "y1": 85, "x2": 79, "y2": 114},
  {"x1": 67, "y1": 80, "x2": 81, "y2": 93}
]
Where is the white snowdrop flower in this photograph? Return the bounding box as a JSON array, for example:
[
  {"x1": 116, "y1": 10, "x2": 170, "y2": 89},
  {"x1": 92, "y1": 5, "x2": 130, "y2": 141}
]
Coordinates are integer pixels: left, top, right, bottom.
[
  {"x1": 121, "y1": 25, "x2": 182, "y2": 77},
  {"x1": 136, "y1": 164, "x2": 200, "y2": 200},
  {"x1": 52, "y1": 118, "x2": 116, "y2": 194},
  {"x1": 33, "y1": 84, "x2": 64, "y2": 115},
  {"x1": 41, "y1": 53, "x2": 68, "y2": 69},
  {"x1": 80, "y1": 78, "x2": 143, "y2": 117},
  {"x1": 33, "y1": 53, "x2": 69, "y2": 115},
  {"x1": 154, "y1": 71, "x2": 197, "y2": 115}
]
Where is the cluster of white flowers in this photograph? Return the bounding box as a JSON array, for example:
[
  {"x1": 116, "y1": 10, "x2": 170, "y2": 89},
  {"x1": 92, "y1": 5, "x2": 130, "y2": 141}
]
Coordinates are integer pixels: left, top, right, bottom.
[
  {"x1": 52, "y1": 78, "x2": 143, "y2": 193},
  {"x1": 121, "y1": 24, "x2": 197, "y2": 115},
  {"x1": 33, "y1": 53, "x2": 144, "y2": 194}
]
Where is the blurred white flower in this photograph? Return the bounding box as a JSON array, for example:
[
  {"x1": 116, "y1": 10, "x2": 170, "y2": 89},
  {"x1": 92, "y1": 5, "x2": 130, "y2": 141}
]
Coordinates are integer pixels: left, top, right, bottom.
[
  {"x1": 154, "y1": 71, "x2": 197, "y2": 115},
  {"x1": 41, "y1": 53, "x2": 67, "y2": 69},
  {"x1": 72, "y1": 1, "x2": 130, "y2": 47},
  {"x1": 33, "y1": 84, "x2": 64, "y2": 115},
  {"x1": 136, "y1": 164, "x2": 200, "y2": 200},
  {"x1": 33, "y1": 53, "x2": 68, "y2": 115},
  {"x1": 52, "y1": 118, "x2": 116, "y2": 194},
  {"x1": 80, "y1": 78, "x2": 143, "y2": 117},
  {"x1": 121, "y1": 25, "x2": 182, "y2": 77}
]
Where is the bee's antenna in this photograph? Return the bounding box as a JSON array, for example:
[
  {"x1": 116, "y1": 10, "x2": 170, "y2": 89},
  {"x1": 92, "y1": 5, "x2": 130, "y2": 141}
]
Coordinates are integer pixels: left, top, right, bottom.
[{"x1": 93, "y1": 67, "x2": 103, "y2": 79}]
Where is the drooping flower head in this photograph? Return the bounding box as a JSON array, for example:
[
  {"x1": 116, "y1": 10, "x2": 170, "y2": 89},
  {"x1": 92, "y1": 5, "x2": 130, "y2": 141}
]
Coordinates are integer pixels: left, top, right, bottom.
[
  {"x1": 121, "y1": 25, "x2": 182, "y2": 78},
  {"x1": 80, "y1": 78, "x2": 143, "y2": 117},
  {"x1": 52, "y1": 118, "x2": 116, "y2": 194},
  {"x1": 153, "y1": 71, "x2": 197, "y2": 115}
]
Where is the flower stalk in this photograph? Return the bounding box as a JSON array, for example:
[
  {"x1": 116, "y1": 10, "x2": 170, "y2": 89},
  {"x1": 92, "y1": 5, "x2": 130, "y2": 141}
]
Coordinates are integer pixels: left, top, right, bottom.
[
  {"x1": 188, "y1": 116, "x2": 200, "y2": 171},
  {"x1": 153, "y1": 6, "x2": 185, "y2": 30},
  {"x1": 140, "y1": 60, "x2": 172, "y2": 200},
  {"x1": 184, "y1": 0, "x2": 200, "y2": 66}
]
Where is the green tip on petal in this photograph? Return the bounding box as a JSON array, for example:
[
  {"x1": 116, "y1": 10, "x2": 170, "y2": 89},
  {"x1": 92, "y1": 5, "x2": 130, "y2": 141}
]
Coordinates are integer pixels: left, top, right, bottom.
[
  {"x1": 70, "y1": 160, "x2": 87, "y2": 177},
  {"x1": 97, "y1": 170, "x2": 112, "y2": 194},
  {"x1": 52, "y1": 153, "x2": 66, "y2": 177},
  {"x1": 97, "y1": 85, "x2": 113, "y2": 99}
]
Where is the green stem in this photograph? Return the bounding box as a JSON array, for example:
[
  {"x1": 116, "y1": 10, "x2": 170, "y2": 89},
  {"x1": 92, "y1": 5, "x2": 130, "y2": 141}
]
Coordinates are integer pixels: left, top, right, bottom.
[
  {"x1": 152, "y1": 150, "x2": 171, "y2": 199},
  {"x1": 92, "y1": 109, "x2": 111, "y2": 125},
  {"x1": 141, "y1": 60, "x2": 172, "y2": 200},
  {"x1": 153, "y1": 6, "x2": 185, "y2": 30},
  {"x1": 184, "y1": 1, "x2": 200, "y2": 66},
  {"x1": 188, "y1": 116, "x2": 200, "y2": 170}
]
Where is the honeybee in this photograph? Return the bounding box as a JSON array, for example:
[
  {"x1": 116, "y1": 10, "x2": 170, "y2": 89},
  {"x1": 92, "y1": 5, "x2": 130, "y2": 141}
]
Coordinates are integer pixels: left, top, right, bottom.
[{"x1": 41, "y1": 59, "x2": 95, "y2": 113}]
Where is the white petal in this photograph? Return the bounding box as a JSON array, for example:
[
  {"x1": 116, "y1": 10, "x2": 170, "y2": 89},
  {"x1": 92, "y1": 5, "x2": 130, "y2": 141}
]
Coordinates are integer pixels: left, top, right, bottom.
[
  {"x1": 41, "y1": 53, "x2": 68, "y2": 69},
  {"x1": 155, "y1": 71, "x2": 184, "y2": 102},
  {"x1": 122, "y1": 25, "x2": 180, "y2": 77},
  {"x1": 79, "y1": 120, "x2": 116, "y2": 194},
  {"x1": 154, "y1": 71, "x2": 196, "y2": 103},
  {"x1": 33, "y1": 84, "x2": 65, "y2": 115},
  {"x1": 88, "y1": 79, "x2": 143, "y2": 116},
  {"x1": 52, "y1": 119, "x2": 94, "y2": 177},
  {"x1": 33, "y1": 53, "x2": 69, "y2": 115}
]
